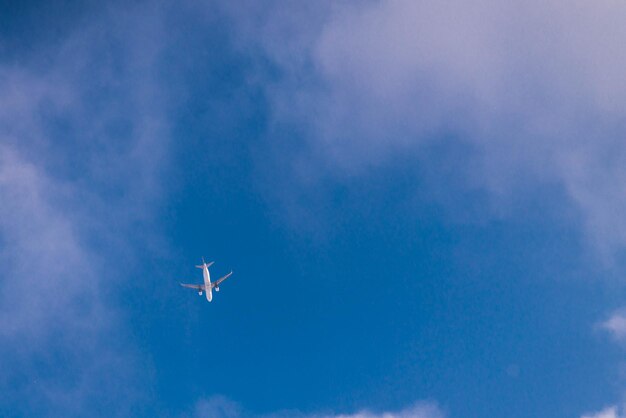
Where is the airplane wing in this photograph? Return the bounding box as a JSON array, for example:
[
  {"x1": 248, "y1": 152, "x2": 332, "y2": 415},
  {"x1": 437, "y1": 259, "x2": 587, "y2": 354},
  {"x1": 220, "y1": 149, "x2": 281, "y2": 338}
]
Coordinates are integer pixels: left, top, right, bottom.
[
  {"x1": 212, "y1": 271, "x2": 233, "y2": 288},
  {"x1": 180, "y1": 283, "x2": 205, "y2": 290}
]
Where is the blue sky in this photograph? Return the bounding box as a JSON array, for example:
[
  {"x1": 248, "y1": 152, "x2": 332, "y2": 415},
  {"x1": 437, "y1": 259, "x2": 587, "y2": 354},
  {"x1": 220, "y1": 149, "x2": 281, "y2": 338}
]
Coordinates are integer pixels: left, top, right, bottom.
[{"x1": 3, "y1": 1, "x2": 626, "y2": 417}]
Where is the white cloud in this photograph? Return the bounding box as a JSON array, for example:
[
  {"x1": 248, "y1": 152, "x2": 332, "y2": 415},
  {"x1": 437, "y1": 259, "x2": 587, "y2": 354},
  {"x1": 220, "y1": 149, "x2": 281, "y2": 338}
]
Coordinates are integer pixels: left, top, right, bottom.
[
  {"x1": 328, "y1": 402, "x2": 442, "y2": 418},
  {"x1": 601, "y1": 311, "x2": 626, "y2": 342},
  {"x1": 193, "y1": 396, "x2": 243, "y2": 418},
  {"x1": 0, "y1": 146, "x2": 98, "y2": 338},
  {"x1": 0, "y1": 3, "x2": 170, "y2": 416},
  {"x1": 226, "y1": 0, "x2": 626, "y2": 258},
  {"x1": 582, "y1": 406, "x2": 622, "y2": 418},
  {"x1": 191, "y1": 397, "x2": 443, "y2": 418},
  {"x1": 590, "y1": 312, "x2": 626, "y2": 417}
]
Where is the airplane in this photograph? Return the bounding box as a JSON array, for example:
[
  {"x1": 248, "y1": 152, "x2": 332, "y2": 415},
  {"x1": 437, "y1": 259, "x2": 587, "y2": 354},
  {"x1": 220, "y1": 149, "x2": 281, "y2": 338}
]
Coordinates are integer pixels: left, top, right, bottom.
[{"x1": 180, "y1": 258, "x2": 233, "y2": 302}]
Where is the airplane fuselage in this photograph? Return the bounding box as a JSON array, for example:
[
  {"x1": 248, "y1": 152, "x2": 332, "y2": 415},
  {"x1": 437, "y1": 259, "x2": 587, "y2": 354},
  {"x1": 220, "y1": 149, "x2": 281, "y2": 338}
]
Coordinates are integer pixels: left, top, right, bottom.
[{"x1": 203, "y1": 264, "x2": 212, "y2": 302}]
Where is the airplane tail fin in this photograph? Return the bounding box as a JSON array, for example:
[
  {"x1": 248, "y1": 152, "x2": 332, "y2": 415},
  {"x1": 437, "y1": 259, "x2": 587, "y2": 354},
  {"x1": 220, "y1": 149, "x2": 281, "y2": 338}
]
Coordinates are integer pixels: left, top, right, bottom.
[{"x1": 195, "y1": 261, "x2": 214, "y2": 269}]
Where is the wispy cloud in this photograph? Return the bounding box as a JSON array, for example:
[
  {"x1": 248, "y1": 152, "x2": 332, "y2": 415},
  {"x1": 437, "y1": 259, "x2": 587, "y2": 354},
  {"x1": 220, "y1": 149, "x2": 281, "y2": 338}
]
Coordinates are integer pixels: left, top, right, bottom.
[
  {"x1": 600, "y1": 311, "x2": 626, "y2": 343},
  {"x1": 225, "y1": 0, "x2": 626, "y2": 258},
  {"x1": 582, "y1": 406, "x2": 623, "y2": 418},
  {"x1": 587, "y1": 310, "x2": 626, "y2": 417},
  {"x1": 191, "y1": 396, "x2": 443, "y2": 418},
  {"x1": 0, "y1": 3, "x2": 170, "y2": 416}
]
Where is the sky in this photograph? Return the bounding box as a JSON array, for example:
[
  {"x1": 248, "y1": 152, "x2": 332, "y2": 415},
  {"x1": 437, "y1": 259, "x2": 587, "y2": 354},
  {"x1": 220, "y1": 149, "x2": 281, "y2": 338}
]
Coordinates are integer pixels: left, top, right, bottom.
[{"x1": 3, "y1": 1, "x2": 626, "y2": 417}]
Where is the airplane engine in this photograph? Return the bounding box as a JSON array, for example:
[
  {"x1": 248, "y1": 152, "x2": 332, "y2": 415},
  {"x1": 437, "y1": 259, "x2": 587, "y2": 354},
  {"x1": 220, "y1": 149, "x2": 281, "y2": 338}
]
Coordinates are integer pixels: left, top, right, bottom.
[
  {"x1": 215, "y1": 287, "x2": 220, "y2": 292},
  {"x1": 198, "y1": 291, "x2": 203, "y2": 295}
]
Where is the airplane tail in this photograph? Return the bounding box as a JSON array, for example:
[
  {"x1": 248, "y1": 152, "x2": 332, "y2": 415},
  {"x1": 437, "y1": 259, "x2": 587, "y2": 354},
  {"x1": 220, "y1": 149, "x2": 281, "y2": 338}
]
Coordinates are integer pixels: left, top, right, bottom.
[{"x1": 196, "y1": 260, "x2": 214, "y2": 269}]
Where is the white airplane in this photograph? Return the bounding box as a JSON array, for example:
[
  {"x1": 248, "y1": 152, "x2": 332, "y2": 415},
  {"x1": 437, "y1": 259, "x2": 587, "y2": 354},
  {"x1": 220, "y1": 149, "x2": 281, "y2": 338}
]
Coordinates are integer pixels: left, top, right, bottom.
[{"x1": 180, "y1": 258, "x2": 233, "y2": 302}]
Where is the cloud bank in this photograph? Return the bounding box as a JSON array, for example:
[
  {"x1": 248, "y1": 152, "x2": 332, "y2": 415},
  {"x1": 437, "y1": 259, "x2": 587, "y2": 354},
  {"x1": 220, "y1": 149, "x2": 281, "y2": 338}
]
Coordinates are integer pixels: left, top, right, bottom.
[
  {"x1": 0, "y1": 3, "x2": 169, "y2": 416},
  {"x1": 226, "y1": 0, "x2": 626, "y2": 258}
]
